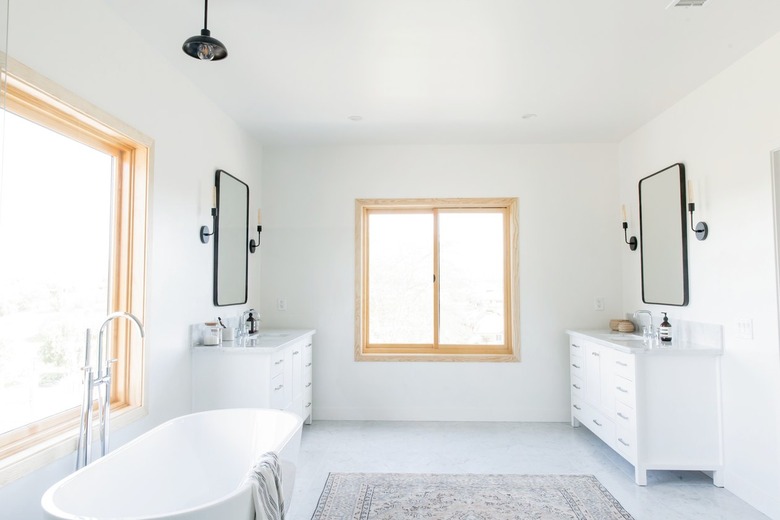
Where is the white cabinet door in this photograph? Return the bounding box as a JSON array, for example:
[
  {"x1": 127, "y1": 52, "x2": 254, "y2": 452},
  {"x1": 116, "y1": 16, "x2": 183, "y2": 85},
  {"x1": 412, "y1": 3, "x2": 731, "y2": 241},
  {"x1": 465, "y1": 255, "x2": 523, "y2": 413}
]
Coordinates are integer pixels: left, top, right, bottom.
[{"x1": 584, "y1": 342, "x2": 603, "y2": 407}]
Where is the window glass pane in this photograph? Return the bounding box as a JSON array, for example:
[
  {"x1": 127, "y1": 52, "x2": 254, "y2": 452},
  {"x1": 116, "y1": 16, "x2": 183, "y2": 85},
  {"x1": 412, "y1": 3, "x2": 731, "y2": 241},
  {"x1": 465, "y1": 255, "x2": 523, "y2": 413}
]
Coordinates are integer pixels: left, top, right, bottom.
[
  {"x1": 438, "y1": 211, "x2": 505, "y2": 345},
  {"x1": 367, "y1": 212, "x2": 433, "y2": 344},
  {"x1": 0, "y1": 110, "x2": 112, "y2": 435}
]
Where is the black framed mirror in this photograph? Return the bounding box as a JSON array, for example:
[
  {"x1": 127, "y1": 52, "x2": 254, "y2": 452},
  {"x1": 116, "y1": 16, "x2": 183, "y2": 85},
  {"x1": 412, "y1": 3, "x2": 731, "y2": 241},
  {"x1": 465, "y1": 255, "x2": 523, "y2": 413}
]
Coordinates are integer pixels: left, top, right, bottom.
[
  {"x1": 639, "y1": 163, "x2": 689, "y2": 306},
  {"x1": 214, "y1": 169, "x2": 249, "y2": 306}
]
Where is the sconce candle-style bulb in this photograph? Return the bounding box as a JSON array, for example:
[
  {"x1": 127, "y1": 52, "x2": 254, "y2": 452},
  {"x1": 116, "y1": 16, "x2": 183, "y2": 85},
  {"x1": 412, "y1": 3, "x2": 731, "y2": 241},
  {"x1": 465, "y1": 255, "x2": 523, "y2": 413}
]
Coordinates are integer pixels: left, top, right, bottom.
[
  {"x1": 211, "y1": 186, "x2": 217, "y2": 209},
  {"x1": 687, "y1": 180, "x2": 695, "y2": 204},
  {"x1": 257, "y1": 209, "x2": 262, "y2": 226},
  {"x1": 621, "y1": 203, "x2": 637, "y2": 251}
]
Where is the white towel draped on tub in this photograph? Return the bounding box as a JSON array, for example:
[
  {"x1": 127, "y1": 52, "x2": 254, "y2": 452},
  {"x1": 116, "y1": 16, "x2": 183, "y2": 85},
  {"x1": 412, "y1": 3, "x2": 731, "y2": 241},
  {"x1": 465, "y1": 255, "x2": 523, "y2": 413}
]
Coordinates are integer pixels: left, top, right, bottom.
[{"x1": 242, "y1": 451, "x2": 285, "y2": 520}]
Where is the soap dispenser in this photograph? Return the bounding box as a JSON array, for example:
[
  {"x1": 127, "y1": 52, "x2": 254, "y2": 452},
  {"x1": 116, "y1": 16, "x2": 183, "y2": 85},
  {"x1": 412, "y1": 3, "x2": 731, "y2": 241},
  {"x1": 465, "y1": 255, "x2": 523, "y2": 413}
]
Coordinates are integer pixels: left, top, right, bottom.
[{"x1": 659, "y1": 312, "x2": 672, "y2": 343}]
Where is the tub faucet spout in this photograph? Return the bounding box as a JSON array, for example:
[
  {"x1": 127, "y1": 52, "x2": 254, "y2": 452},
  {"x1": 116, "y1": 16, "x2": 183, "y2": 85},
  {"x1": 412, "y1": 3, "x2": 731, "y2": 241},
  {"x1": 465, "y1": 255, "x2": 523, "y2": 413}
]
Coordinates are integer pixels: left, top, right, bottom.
[{"x1": 76, "y1": 312, "x2": 144, "y2": 470}]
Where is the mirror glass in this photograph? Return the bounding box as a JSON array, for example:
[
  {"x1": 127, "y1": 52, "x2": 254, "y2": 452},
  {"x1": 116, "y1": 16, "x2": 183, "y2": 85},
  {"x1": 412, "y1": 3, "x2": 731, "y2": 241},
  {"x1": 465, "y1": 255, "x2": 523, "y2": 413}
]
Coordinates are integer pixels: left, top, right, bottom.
[
  {"x1": 214, "y1": 169, "x2": 248, "y2": 306},
  {"x1": 639, "y1": 163, "x2": 689, "y2": 306}
]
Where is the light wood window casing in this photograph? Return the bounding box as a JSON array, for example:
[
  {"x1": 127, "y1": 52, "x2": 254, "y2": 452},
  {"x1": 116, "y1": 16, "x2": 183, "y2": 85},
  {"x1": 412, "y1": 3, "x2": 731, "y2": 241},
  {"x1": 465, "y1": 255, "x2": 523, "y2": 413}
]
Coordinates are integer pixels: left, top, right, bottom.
[
  {"x1": 0, "y1": 64, "x2": 150, "y2": 484},
  {"x1": 355, "y1": 198, "x2": 519, "y2": 362}
]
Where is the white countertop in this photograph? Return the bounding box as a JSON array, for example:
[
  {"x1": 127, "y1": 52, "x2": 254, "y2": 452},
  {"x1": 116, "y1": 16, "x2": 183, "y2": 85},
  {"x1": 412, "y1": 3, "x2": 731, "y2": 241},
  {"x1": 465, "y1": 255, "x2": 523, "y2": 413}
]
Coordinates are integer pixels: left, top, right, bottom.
[
  {"x1": 567, "y1": 329, "x2": 722, "y2": 356},
  {"x1": 192, "y1": 328, "x2": 316, "y2": 353}
]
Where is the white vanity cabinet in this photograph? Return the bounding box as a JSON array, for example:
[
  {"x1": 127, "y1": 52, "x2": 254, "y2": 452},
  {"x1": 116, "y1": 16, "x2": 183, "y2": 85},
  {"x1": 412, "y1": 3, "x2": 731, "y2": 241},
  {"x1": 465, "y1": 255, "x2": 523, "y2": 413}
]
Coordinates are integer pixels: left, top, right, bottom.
[
  {"x1": 568, "y1": 331, "x2": 723, "y2": 486},
  {"x1": 192, "y1": 329, "x2": 315, "y2": 424}
]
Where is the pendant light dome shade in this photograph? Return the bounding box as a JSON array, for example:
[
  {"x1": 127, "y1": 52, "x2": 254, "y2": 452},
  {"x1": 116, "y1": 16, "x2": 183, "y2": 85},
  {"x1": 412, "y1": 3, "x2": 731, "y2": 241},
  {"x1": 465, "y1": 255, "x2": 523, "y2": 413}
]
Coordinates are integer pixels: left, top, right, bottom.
[
  {"x1": 182, "y1": 0, "x2": 228, "y2": 61},
  {"x1": 183, "y1": 29, "x2": 228, "y2": 61}
]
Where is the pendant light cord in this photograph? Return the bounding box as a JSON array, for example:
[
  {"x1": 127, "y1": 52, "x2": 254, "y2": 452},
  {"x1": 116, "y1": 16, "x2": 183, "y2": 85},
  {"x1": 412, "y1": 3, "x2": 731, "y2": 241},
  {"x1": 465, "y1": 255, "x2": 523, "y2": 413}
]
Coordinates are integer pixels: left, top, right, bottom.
[{"x1": 203, "y1": 0, "x2": 209, "y2": 30}]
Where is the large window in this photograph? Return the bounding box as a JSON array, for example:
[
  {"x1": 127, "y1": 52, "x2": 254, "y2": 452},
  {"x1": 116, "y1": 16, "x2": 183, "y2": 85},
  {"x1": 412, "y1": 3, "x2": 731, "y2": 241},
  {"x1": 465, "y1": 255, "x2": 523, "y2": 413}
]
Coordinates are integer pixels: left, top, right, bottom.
[
  {"x1": 0, "y1": 71, "x2": 149, "y2": 480},
  {"x1": 355, "y1": 198, "x2": 519, "y2": 361}
]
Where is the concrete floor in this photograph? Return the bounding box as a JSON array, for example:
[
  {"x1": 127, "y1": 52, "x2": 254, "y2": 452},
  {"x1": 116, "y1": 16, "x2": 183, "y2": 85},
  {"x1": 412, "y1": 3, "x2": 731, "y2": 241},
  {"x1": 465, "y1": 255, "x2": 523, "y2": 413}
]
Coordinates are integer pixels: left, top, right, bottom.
[{"x1": 287, "y1": 421, "x2": 769, "y2": 520}]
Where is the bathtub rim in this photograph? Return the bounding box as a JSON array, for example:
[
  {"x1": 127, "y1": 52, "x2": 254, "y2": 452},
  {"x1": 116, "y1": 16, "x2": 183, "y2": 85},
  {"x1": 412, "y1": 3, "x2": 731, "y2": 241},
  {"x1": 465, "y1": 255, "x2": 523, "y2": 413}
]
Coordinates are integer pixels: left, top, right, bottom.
[{"x1": 41, "y1": 408, "x2": 304, "y2": 520}]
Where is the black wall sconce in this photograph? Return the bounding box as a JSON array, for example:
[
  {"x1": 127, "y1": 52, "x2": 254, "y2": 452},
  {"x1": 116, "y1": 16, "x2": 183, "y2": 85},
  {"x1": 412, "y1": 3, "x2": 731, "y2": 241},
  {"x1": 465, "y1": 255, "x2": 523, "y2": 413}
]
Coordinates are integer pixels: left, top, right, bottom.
[
  {"x1": 249, "y1": 209, "x2": 262, "y2": 253},
  {"x1": 621, "y1": 205, "x2": 638, "y2": 251},
  {"x1": 687, "y1": 181, "x2": 708, "y2": 241},
  {"x1": 200, "y1": 187, "x2": 217, "y2": 244}
]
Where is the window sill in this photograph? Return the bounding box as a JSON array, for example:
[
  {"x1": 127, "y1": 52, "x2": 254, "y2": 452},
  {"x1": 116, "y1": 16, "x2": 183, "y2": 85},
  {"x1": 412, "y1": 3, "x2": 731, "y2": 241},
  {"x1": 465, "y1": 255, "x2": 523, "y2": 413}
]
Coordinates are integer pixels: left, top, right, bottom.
[
  {"x1": 0, "y1": 404, "x2": 147, "y2": 487},
  {"x1": 356, "y1": 351, "x2": 519, "y2": 362}
]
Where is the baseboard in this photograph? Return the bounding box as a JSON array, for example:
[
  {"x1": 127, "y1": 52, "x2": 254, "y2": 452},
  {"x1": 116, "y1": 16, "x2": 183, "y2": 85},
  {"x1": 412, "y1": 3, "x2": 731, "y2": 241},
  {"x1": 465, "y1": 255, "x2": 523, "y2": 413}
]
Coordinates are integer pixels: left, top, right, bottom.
[
  {"x1": 724, "y1": 470, "x2": 780, "y2": 520},
  {"x1": 314, "y1": 406, "x2": 569, "y2": 423}
]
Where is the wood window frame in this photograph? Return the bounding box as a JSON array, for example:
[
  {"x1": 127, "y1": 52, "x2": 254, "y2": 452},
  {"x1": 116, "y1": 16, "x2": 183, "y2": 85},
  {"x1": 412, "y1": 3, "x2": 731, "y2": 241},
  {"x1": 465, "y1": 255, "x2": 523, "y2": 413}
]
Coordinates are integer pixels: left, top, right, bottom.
[
  {"x1": 355, "y1": 198, "x2": 520, "y2": 362},
  {"x1": 0, "y1": 60, "x2": 151, "y2": 485}
]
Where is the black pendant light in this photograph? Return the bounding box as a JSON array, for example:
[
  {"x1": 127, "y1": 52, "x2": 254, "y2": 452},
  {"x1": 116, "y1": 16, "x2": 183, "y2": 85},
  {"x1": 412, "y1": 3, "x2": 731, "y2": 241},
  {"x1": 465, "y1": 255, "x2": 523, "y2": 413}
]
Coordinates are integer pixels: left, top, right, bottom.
[{"x1": 182, "y1": 0, "x2": 228, "y2": 61}]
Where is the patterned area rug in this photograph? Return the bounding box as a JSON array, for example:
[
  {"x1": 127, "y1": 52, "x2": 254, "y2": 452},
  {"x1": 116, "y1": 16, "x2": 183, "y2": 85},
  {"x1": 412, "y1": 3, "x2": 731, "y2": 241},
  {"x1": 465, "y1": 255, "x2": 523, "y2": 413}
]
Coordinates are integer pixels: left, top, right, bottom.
[{"x1": 311, "y1": 473, "x2": 634, "y2": 520}]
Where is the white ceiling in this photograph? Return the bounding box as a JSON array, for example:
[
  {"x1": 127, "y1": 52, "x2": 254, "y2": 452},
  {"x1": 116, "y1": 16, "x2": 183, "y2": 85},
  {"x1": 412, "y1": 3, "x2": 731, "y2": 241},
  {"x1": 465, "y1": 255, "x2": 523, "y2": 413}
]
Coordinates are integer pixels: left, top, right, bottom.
[{"x1": 106, "y1": 0, "x2": 780, "y2": 145}]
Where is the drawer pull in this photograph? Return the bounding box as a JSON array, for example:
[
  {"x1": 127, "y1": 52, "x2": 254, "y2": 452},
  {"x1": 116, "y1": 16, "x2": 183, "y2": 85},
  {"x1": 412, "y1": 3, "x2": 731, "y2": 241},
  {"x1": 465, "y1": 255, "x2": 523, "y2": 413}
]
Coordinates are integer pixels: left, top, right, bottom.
[
  {"x1": 616, "y1": 386, "x2": 629, "y2": 393},
  {"x1": 305, "y1": 402, "x2": 312, "y2": 408},
  {"x1": 305, "y1": 362, "x2": 312, "y2": 368},
  {"x1": 592, "y1": 419, "x2": 602, "y2": 427},
  {"x1": 573, "y1": 404, "x2": 582, "y2": 410},
  {"x1": 274, "y1": 359, "x2": 284, "y2": 365},
  {"x1": 572, "y1": 343, "x2": 581, "y2": 349},
  {"x1": 572, "y1": 384, "x2": 581, "y2": 390},
  {"x1": 306, "y1": 343, "x2": 312, "y2": 348},
  {"x1": 305, "y1": 382, "x2": 312, "y2": 388},
  {"x1": 571, "y1": 363, "x2": 581, "y2": 369},
  {"x1": 293, "y1": 351, "x2": 300, "y2": 355},
  {"x1": 617, "y1": 412, "x2": 629, "y2": 420},
  {"x1": 616, "y1": 361, "x2": 628, "y2": 367},
  {"x1": 274, "y1": 384, "x2": 284, "y2": 391},
  {"x1": 591, "y1": 352, "x2": 600, "y2": 357},
  {"x1": 618, "y1": 438, "x2": 630, "y2": 447}
]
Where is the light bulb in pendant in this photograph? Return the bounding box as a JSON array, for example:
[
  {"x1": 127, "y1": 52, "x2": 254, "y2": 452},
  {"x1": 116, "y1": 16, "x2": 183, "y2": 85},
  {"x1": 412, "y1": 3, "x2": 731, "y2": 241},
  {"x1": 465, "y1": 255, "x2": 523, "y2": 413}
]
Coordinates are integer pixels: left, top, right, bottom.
[{"x1": 197, "y1": 42, "x2": 215, "y2": 61}]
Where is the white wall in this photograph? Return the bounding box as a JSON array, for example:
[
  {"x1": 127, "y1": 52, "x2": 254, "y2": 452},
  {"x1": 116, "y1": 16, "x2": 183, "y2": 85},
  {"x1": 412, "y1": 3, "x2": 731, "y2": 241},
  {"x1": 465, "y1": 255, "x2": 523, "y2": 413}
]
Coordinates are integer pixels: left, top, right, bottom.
[
  {"x1": 619, "y1": 33, "x2": 780, "y2": 519},
  {"x1": 0, "y1": 0, "x2": 263, "y2": 517},
  {"x1": 260, "y1": 144, "x2": 621, "y2": 421}
]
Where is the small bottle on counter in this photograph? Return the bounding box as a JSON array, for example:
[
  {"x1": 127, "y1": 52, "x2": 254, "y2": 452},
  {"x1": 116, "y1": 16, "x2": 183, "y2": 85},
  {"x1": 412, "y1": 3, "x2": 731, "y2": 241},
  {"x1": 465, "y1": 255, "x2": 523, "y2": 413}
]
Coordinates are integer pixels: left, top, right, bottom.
[
  {"x1": 659, "y1": 312, "x2": 672, "y2": 343},
  {"x1": 246, "y1": 312, "x2": 258, "y2": 334}
]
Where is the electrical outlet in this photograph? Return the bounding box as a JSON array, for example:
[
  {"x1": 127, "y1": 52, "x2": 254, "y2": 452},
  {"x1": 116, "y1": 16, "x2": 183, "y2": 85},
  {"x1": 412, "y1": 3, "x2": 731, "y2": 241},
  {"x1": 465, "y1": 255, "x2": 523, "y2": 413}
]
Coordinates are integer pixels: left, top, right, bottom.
[
  {"x1": 737, "y1": 319, "x2": 753, "y2": 340},
  {"x1": 277, "y1": 298, "x2": 287, "y2": 311},
  {"x1": 594, "y1": 297, "x2": 605, "y2": 311}
]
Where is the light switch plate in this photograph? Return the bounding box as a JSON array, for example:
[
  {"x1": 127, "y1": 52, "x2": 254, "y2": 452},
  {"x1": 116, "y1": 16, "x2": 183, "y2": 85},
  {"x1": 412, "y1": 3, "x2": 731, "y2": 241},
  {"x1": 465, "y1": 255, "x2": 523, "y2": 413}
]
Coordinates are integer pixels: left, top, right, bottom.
[
  {"x1": 594, "y1": 297, "x2": 605, "y2": 311},
  {"x1": 277, "y1": 298, "x2": 287, "y2": 311}
]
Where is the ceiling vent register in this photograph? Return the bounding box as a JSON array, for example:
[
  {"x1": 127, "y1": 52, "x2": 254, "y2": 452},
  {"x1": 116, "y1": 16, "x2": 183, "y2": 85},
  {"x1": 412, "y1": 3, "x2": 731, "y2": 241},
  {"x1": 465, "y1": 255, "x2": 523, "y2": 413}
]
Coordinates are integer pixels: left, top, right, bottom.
[{"x1": 667, "y1": 0, "x2": 709, "y2": 7}]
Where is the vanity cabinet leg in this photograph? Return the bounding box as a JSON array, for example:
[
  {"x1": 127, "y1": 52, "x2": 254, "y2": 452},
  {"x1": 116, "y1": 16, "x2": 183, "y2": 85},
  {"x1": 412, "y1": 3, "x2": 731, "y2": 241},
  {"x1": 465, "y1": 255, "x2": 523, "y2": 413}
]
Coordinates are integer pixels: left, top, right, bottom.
[
  {"x1": 634, "y1": 466, "x2": 647, "y2": 486},
  {"x1": 571, "y1": 416, "x2": 580, "y2": 428},
  {"x1": 712, "y1": 470, "x2": 724, "y2": 487}
]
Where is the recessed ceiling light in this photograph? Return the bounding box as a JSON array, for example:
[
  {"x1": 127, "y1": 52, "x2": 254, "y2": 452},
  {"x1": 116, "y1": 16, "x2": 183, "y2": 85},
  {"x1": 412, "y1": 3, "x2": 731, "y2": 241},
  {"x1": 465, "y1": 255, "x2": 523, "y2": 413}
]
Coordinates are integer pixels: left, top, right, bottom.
[
  {"x1": 521, "y1": 113, "x2": 537, "y2": 120},
  {"x1": 348, "y1": 115, "x2": 363, "y2": 122}
]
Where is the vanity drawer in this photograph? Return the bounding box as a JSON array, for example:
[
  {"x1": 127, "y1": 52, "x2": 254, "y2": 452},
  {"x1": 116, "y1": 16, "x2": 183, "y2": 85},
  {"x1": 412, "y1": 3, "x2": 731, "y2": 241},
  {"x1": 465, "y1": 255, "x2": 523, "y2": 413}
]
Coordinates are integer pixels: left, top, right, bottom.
[
  {"x1": 271, "y1": 351, "x2": 286, "y2": 378},
  {"x1": 570, "y1": 356, "x2": 584, "y2": 380},
  {"x1": 586, "y1": 407, "x2": 615, "y2": 447},
  {"x1": 615, "y1": 426, "x2": 637, "y2": 463},
  {"x1": 614, "y1": 375, "x2": 635, "y2": 406},
  {"x1": 570, "y1": 341, "x2": 585, "y2": 357},
  {"x1": 615, "y1": 400, "x2": 635, "y2": 431},
  {"x1": 571, "y1": 396, "x2": 585, "y2": 420},
  {"x1": 304, "y1": 340, "x2": 313, "y2": 364},
  {"x1": 570, "y1": 376, "x2": 584, "y2": 398},
  {"x1": 270, "y1": 373, "x2": 286, "y2": 409},
  {"x1": 613, "y1": 352, "x2": 635, "y2": 381}
]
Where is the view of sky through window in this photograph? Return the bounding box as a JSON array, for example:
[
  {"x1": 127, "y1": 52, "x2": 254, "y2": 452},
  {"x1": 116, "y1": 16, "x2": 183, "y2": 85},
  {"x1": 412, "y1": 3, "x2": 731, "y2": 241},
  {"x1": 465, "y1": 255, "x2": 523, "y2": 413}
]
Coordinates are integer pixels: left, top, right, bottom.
[
  {"x1": 366, "y1": 210, "x2": 505, "y2": 347},
  {"x1": 0, "y1": 109, "x2": 112, "y2": 434}
]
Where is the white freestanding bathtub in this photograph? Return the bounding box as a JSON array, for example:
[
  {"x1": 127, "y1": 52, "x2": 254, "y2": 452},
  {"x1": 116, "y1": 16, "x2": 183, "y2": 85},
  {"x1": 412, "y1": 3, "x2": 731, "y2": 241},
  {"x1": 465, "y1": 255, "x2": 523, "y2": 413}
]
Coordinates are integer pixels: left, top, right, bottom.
[{"x1": 41, "y1": 408, "x2": 303, "y2": 520}]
